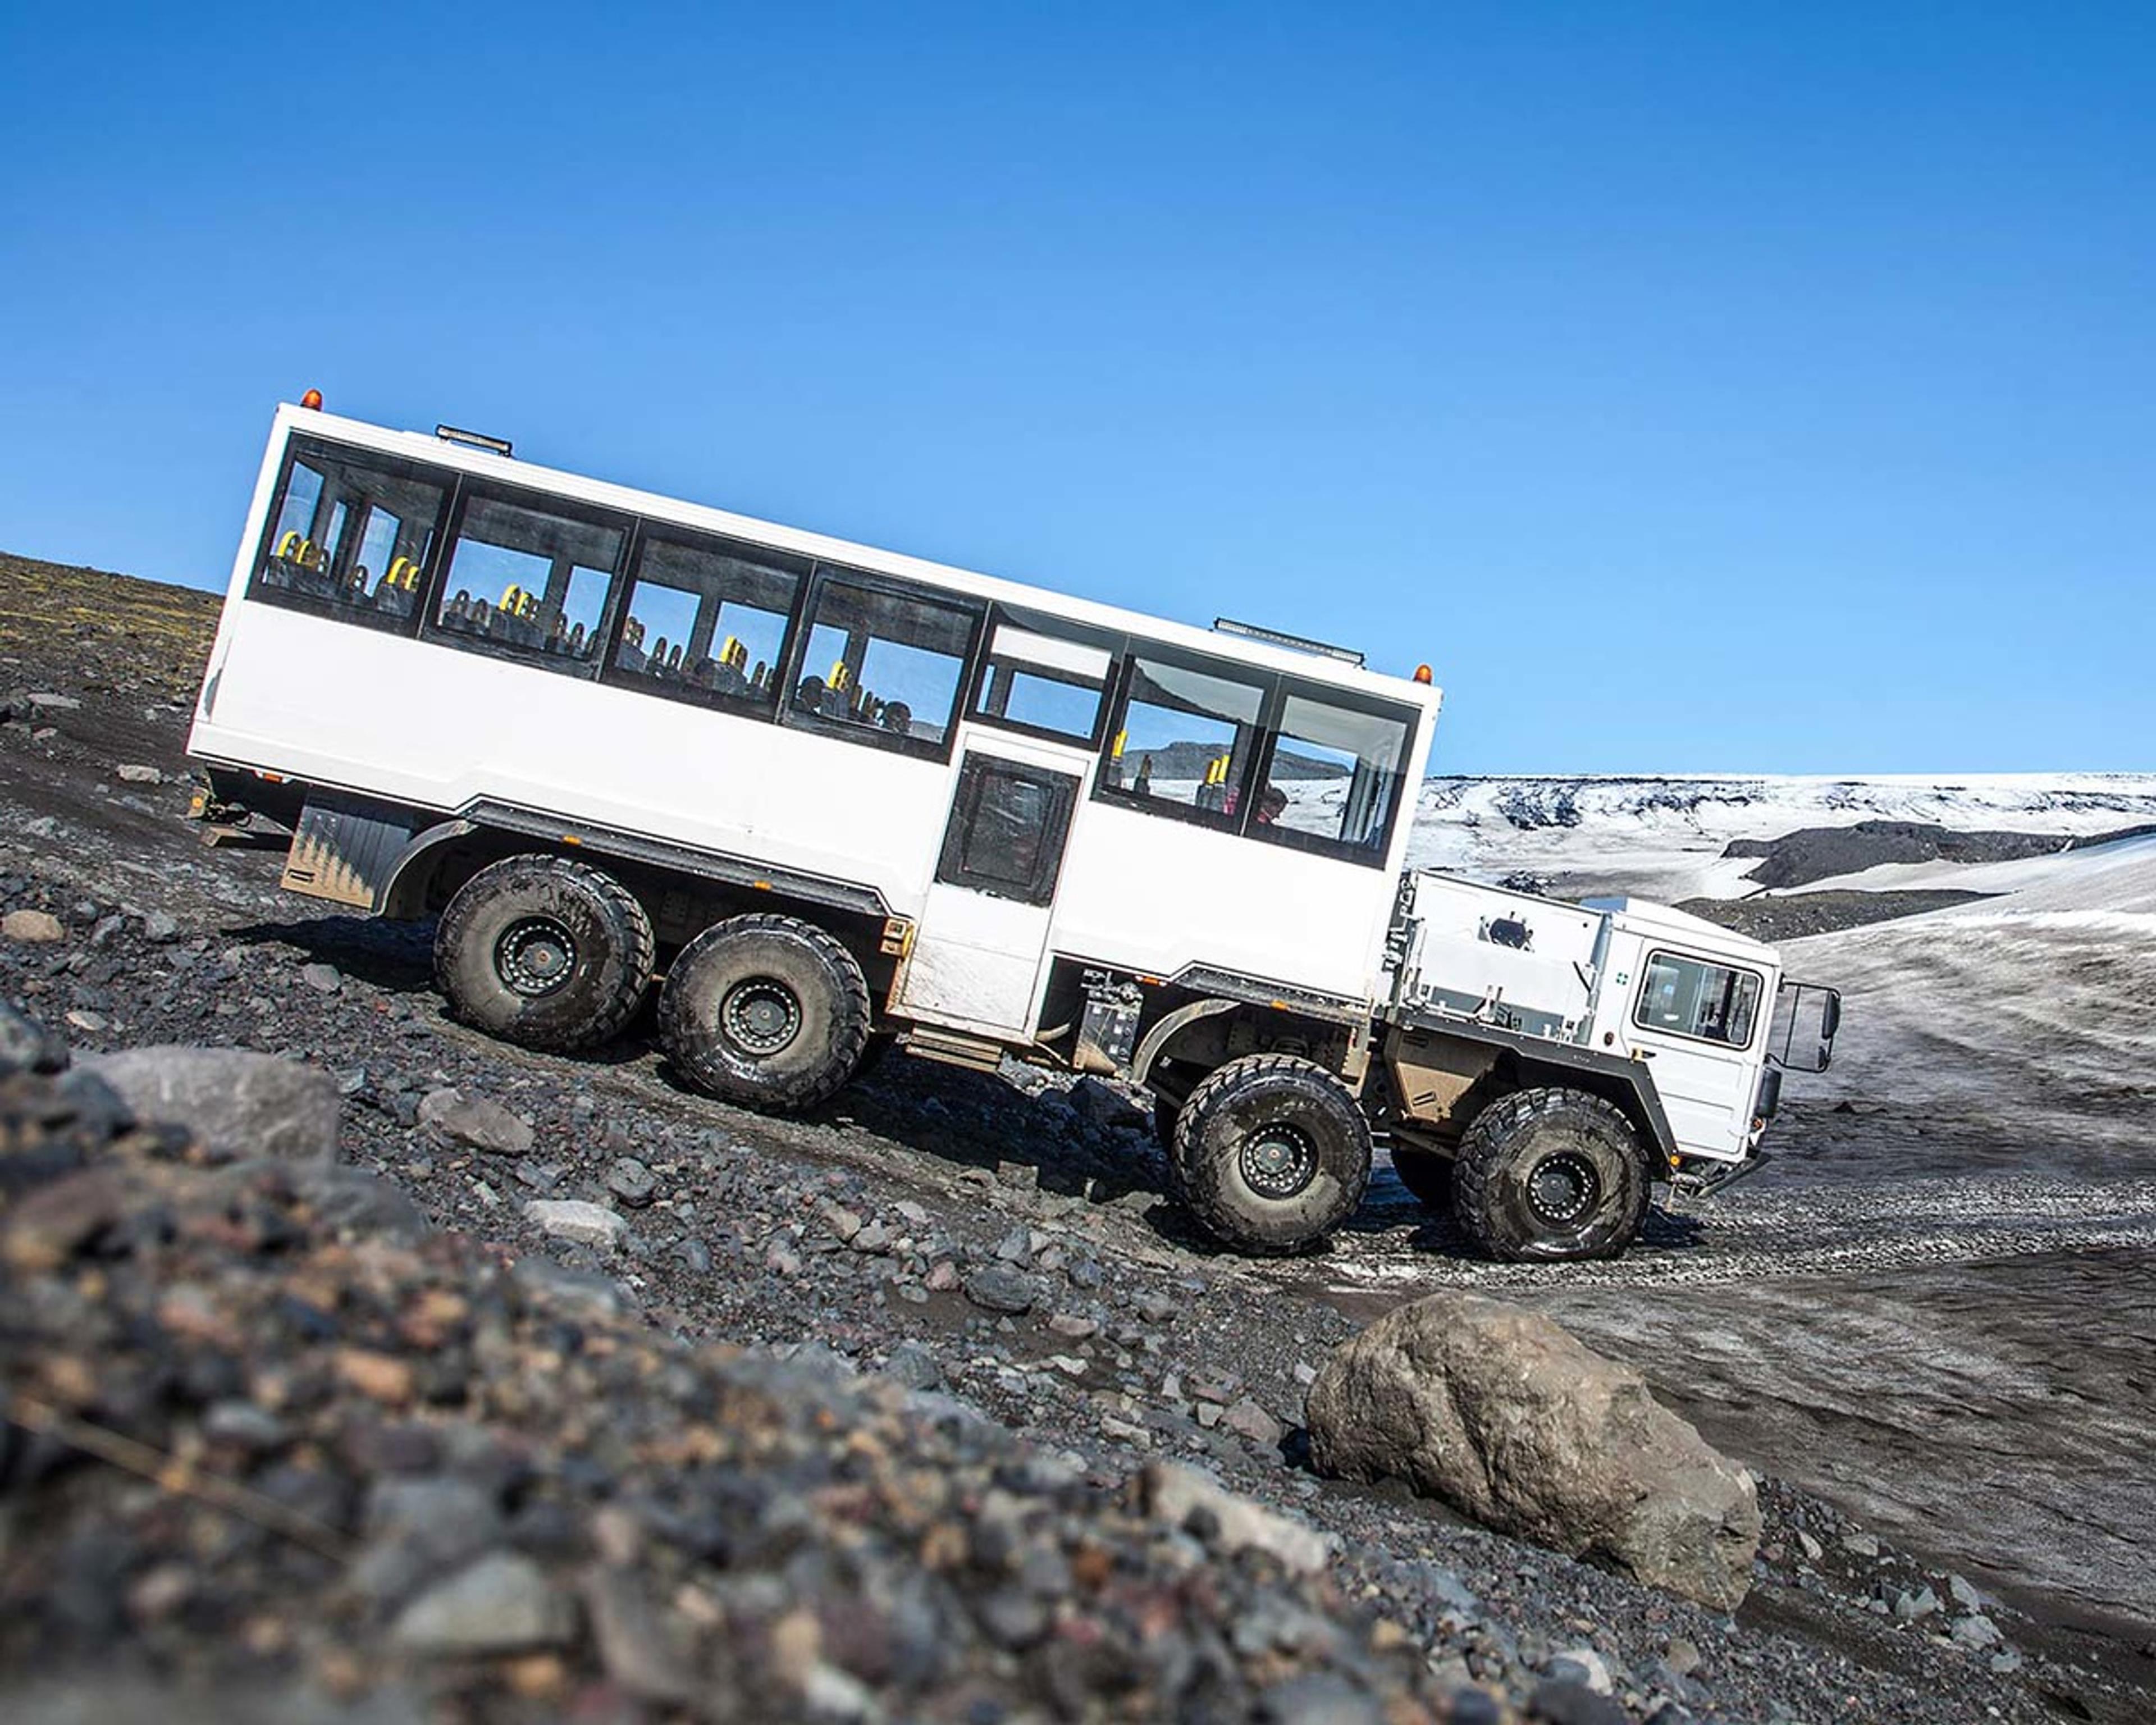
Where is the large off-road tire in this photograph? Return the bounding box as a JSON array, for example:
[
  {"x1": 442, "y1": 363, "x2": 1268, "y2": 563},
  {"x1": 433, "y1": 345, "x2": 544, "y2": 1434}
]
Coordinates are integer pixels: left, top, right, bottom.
[
  {"x1": 1387, "y1": 1143, "x2": 1454, "y2": 1210},
  {"x1": 1452, "y1": 1087, "x2": 1650, "y2": 1262},
  {"x1": 659, "y1": 914, "x2": 871, "y2": 1113},
  {"x1": 1171, "y1": 1054, "x2": 1372, "y2": 1255},
  {"x1": 434, "y1": 855, "x2": 654, "y2": 1052}
]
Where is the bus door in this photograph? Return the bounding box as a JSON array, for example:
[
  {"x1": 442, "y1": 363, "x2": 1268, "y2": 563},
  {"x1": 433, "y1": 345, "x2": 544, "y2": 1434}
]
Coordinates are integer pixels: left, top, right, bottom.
[{"x1": 896, "y1": 743, "x2": 1086, "y2": 1036}]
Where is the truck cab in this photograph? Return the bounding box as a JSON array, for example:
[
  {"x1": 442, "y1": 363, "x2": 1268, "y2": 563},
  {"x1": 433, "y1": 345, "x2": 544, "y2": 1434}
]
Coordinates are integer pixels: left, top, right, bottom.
[{"x1": 1369, "y1": 873, "x2": 1837, "y2": 1260}]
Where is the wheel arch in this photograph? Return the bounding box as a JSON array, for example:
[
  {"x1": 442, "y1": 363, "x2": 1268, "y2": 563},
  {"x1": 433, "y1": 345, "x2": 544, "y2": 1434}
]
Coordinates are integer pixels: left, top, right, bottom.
[{"x1": 1380, "y1": 1014, "x2": 1679, "y2": 1178}]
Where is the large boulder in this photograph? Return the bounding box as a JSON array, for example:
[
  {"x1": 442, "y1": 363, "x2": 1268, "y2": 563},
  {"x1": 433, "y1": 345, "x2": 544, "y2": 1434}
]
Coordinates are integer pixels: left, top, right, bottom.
[
  {"x1": 1306, "y1": 1292, "x2": 1759, "y2": 1609},
  {"x1": 81, "y1": 1047, "x2": 342, "y2": 1165}
]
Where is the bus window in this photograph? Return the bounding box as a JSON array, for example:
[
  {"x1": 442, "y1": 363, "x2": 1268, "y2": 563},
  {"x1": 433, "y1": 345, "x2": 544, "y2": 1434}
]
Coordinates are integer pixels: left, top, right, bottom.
[
  {"x1": 1100, "y1": 654, "x2": 1266, "y2": 824},
  {"x1": 250, "y1": 439, "x2": 449, "y2": 632},
  {"x1": 612, "y1": 532, "x2": 806, "y2": 709},
  {"x1": 1249, "y1": 689, "x2": 1413, "y2": 865},
  {"x1": 970, "y1": 619, "x2": 1111, "y2": 745},
  {"x1": 788, "y1": 572, "x2": 981, "y2": 753},
  {"x1": 435, "y1": 495, "x2": 624, "y2": 665}
]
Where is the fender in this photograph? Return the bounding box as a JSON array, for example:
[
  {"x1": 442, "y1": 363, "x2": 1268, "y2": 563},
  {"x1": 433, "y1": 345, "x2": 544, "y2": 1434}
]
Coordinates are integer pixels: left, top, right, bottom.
[
  {"x1": 1129, "y1": 997, "x2": 1241, "y2": 1089},
  {"x1": 376, "y1": 817, "x2": 481, "y2": 918}
]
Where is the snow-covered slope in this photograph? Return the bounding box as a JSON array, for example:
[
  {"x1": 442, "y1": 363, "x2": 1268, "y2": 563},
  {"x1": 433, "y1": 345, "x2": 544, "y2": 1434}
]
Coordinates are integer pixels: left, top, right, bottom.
[
  {"x1": 1779, "y1": 830, "x2": 2156, "y2": 1119},
  {"x1": 1388, "y1": 773, "x2": 2156, "y2": 901}
]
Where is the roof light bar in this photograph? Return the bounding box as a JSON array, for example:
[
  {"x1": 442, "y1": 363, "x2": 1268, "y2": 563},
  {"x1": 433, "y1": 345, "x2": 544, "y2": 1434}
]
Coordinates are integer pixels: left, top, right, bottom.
[
  {"x1": 1211, "y1": 616, "x2": 1365, "y2": 667},
  {"x1": 436, "y1": 424, "x2": 514, "y2": 457}
]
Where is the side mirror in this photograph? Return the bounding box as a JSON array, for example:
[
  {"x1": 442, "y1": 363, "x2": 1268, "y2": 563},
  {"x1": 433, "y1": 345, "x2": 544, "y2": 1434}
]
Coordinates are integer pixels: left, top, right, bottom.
[{"x1": 1769, "y1": 981, "x2": 1842, "y2": 1074}]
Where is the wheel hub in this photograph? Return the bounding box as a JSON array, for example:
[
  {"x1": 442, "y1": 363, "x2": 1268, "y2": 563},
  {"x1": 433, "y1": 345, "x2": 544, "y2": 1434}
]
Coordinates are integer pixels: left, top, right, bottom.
[
  {"x1": 721, "y1": 977, "x2": 802, "y2": 1056},
  {"x1": 1527, "y1": 1151, "x2": 1601, "y2": 1226},
  {"x1": 495, "y1": 916, "x2": 578, "y2": 998},
  {"x1": 1240, "y1": 1121, "x2": 1318, "y2": 1199}
]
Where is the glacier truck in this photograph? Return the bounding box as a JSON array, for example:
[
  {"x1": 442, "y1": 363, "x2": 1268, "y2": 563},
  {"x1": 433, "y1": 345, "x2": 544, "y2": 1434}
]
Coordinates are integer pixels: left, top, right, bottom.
[{"x1": 189, "y1": 401, "x2": 1840, "y2": 1263}]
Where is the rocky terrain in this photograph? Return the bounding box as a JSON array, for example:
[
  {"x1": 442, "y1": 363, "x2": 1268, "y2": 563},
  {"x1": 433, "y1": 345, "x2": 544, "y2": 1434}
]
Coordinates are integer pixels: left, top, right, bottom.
[{"x1": 2, "y1": 550, "x2": 2152, "y2": 1722}]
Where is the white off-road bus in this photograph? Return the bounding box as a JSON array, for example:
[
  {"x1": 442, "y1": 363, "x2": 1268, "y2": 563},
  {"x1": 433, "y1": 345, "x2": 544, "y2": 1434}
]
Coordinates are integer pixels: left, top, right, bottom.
[{"x1": 190, "y1": 401, "x2": 1835, "y2": 1262}]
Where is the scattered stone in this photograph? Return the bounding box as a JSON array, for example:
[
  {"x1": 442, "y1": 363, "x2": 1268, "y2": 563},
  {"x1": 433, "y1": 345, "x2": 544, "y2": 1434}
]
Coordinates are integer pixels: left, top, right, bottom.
[
  {"x1": 1307, "y1": 1292, "x2": 1760, "y2": 1609},
  {"x1": 1527, "y1": 1677, "x2": 1627, "y2": 1725},
  {"x1": 300, "y1": 961, "x2": 342, "y2": 994},
  {"x1": 924, "y1": 1260, "x2": 961, "y2": 1292},
  {"x1": 819, "y1": 1201, "x2": 864, "y2": 1242},
  {"x1": 390, "y1": 1552, "x2": 572, "y2": 1654},
  {"x1": 0, "y1": 1001, "x2": 68, "y2": 1075},
  {"x1": 1048, "y1": 1312, "x2": 1099, "y2": 1340},
  {"x1": 994, "y1": 1159, "x2": 1038, "y2": 1191},
  {"x1": 993, "y1": 1224, "x2": 1033, "y2": 1262},
  {"x1": 1067, "y1": 1075, "x2": 1148, "y2": 1132},
  {"x1": 140, "y1": 910, "x2": 179, "y2": 943},
  {"x1": 1142, "y1": 1462, "x2": 1336, "y2": 1574},
  {"x1": 1843, "y1": 1530, "x2": 1881, "y2": 1559},
  {"x1": 63, "y1": 1008, "x2": 108, "y2": 1034},
  {"x1": 1947, "y1": 1572, "x2": 1985, "y2": 1611},
  {"x1": 1546, "y1": 1647, "x2": 1613, "y2": 1694},
  {"x1": 418, "y1": 1087, "x2": 535, "y2": 1157},
  {"x1": 605, "y1": 1156, "x2": 657, "y2": 1208},
  {"x1": 883, "y1": 1340, "x2": 944, "y2": 1391},
  {"x1": 26, "y1": 691, "x2": 80, "y2": 710},
  {"x1": 84, "y1": 1046, "x2": 341, "y2": 1164},
  {"x1": 1661, "y1": 1636, "x2": 1701, "y2": 1678},
  {"x1": 116, "y1": 763, "x2": 164, "y2": 783},
  {"x1": 0, "y1": 1167, "x2": 125, "y2": 1271},
  {"x1": 3, "y1": 909, "x2": 67, "y2": 943},
  {"x1": 1894, "y1": 1585, "x2": 1942, "y2": 1622},
  {"x1": 1990, "y1": 1649, "x2": 2023, "y2": 1674},
  {"x1": 964, "y1": 1266, "x2": 1039, "y2": 1314},
  {"x1": 1224, "y1": 1397, "x2": 1286, "y2": 1449},
  {"x1": 583, "y1": 1568, "x2": 696, "y2": 1704},
  {"x1": 1949, "y1": 1612, "x2": 2001, "y2": 1648},
  {"x1": 523, "y1": 1199, "x2": 629, "y2": 1250}
]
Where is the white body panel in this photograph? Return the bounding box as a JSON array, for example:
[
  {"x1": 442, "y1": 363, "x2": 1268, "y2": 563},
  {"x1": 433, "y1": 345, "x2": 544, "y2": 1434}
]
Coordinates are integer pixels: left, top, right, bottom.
[
  {"x1": 193, "y1": 406, "x2": 1441, "y2": 1043},
  {"x1": 1393, "y1": 874, "x2": 1605, "y2": 1037}
]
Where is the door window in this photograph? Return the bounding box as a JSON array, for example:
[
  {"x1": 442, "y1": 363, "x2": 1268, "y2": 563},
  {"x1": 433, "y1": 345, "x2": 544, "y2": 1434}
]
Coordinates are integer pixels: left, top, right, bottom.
[{"x1": 935, "y1": 755, "x2": 1080, "y2": 906}]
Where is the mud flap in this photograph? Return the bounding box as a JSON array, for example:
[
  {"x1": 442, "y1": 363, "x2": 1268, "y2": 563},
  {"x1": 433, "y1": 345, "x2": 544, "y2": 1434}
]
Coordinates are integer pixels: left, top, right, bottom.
[{"x1": 281, "y1": 792, "x2": 422, "y2": 909}]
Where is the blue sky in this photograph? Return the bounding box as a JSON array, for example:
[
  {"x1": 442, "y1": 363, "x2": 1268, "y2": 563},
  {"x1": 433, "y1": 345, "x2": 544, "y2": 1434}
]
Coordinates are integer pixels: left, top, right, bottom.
[{"x1": 2, "y1": 3, "x2": 2150, "y2": 774}]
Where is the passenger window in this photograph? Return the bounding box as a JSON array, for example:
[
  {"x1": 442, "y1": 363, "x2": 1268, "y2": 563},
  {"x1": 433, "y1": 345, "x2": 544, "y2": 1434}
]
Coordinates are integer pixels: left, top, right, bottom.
[
  {"x1": 936, "y1": 755, "x2": 1080, "y2": 905},
  {"x1": 435, "y1": 495, "x2": 624, "y2": 663},
  {"x1": 612, "y1": 532, "x2": 806, "y2": 709},
  {"x1": 972, "y1": 622, "x2": 1111, "y2": 744},
  {"x1": 1100, "y1": 654, "x2": 1266, "y2": 824},
  {"x1": 251, "y1": 440, "x2": 449, "y2": 631},
  {"x1": 790, "y1": 573, "x2": 980, "y2": 751},
  {"x1": 1634, "y1": 953, "x2": 1763, "y2": 1048},
  {"x1": 1249, "y1": 690, "x2": 1413, "y2": 862}
]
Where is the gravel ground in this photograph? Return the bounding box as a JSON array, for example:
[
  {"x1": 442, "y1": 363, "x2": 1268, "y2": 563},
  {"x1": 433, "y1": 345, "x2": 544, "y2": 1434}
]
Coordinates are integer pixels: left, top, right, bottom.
[{"x1": 1, "y1": 552, "x2": 2151, "y2": 1722}]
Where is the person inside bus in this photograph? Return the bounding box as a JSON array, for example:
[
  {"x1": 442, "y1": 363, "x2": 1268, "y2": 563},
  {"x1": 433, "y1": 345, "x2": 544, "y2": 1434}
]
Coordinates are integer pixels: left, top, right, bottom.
[
  {"x1": 879, "y1": 700, "x2": 912, "y2": 736},
  {"x1": 1254, "y1": 785, "x2": 1289, "y2": 827}
]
